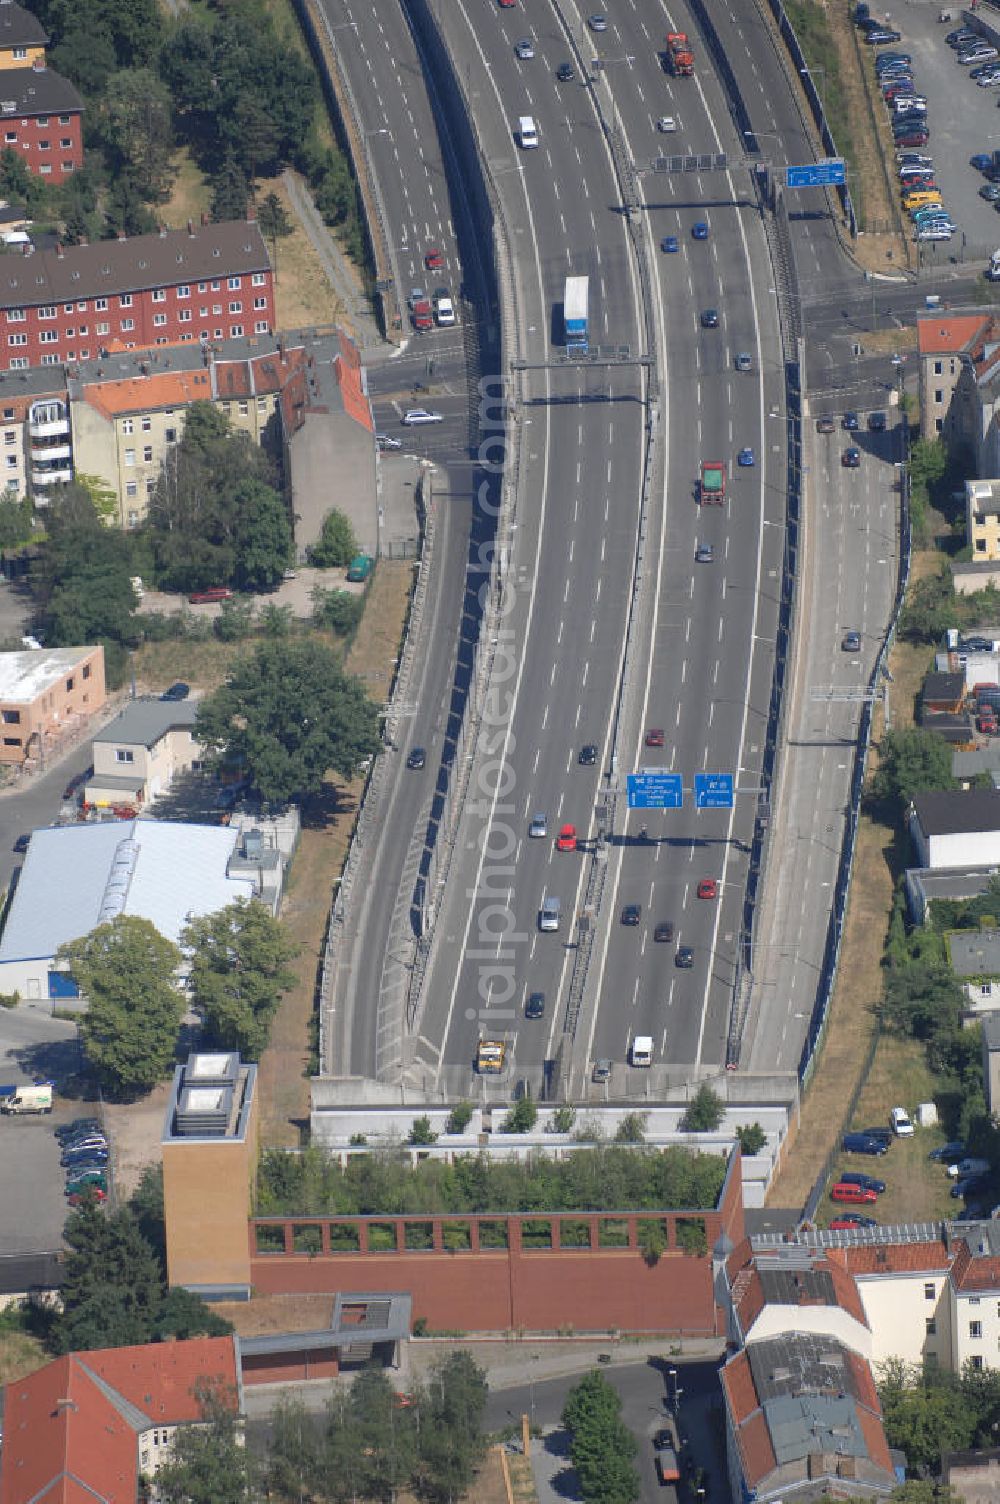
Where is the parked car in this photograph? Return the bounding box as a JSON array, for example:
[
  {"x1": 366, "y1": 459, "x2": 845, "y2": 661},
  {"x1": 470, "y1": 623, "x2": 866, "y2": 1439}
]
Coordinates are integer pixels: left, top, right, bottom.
[
  {"x1": 949, "y1": 1156, "x2": 990, "y2": 1179},
  {"x1": 929, "y1": 1140, "x2": 966, "y2": 1163},
  {"x1": 160, "y1": 681, "x2": 190, "y2": 702},
  {"x1": 55, "y1": 1117, "x2": 101, "y2": 1143},
  {"x1": 838, "y1": 1171, "x2": 885, "y2": 1194},
  {"x1": 829, "y1": 1214, "x2": 878, "y2": 1228},
  {"x1": 843, "y1": 1132, "x2": 889, "y2": 1156},
  {"x1": 65, "y1": 1171, "x2": 108, "y2": 1195},
  {"x1": 831, "y1": 1182, "x2": 879, "y2": 1203},
  {"x1": 66, "y1": 1187, "x2": 107, "y2": 1207},
  {"x1": 890, "y1": 1105, "x2": 915, "y2": 1137}
]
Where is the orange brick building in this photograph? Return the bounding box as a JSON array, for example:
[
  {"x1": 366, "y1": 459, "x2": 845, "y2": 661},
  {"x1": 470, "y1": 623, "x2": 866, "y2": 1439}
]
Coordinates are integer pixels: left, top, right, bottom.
[{"x1": 0, "y1": 644, "x2": 104, "y2": 765}]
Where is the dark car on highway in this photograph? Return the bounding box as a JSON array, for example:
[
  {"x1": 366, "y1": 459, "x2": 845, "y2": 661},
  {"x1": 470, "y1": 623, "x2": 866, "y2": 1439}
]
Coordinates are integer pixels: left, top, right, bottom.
[
  {"x1": 816, "y1": 415, "x2": 836, "y2": 433},
  {"x1": 621, "y1": 904, "x2": 641, "y2": 926},
  {"x1": 842, "y1": 447, "x2": 861, "y2": 468},
  {"x1": 654, "y1": 921, "x2": 675, "y2": 942},
  {"x1": 579, "y1": 743, "x2": 598, "y2": 765},
  {"x1": 675, "y1": 947, "x2": 695, "y2": 968},
  {"x1": 525, "y1": 992, "x2": 545, "y2": 1019},
  {"x1": 406, "y1": 747, "x2": 426, "y2": 770}
]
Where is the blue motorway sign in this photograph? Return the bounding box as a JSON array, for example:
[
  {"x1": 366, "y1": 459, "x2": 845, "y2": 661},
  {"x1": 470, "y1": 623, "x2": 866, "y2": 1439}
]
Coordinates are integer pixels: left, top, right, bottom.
[
  {"x1": 694, "y1": 773, "x2": 734, "y2": 810},
  {"x1": 627, "y1": 771, "x2": 683, "y2": 810},
  {"x1": 785, "y1": 159, "x2": 846, "y2": 188}
]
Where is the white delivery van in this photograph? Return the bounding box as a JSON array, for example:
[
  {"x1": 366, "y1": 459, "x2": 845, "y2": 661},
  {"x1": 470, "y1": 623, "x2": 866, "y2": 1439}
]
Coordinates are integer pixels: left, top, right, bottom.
[
  {"x1": 518, "y1": 115, "x2": 539, "y2": 149},
  {"x1": 630, "y1": 1035, "x2": 654, "y2": 1067}
]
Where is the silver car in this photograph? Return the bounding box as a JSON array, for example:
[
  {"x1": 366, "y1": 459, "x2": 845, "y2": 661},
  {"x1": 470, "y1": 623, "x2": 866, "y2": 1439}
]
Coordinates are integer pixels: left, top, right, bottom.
[{"x1": 529, "y1": 813, "x2": 548, "y2": 838}]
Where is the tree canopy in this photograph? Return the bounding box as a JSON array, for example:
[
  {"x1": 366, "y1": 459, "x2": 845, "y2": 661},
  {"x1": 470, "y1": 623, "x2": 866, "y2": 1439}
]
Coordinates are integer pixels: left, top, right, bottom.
[
  {"x1": 58, "y1": 916, "x2": 183, "y2": 1100},
  {"x1": 562, "y1": 1371, "x2": 640, "y2": 1504},
  {"x1": 182, "y1": 899, "x2": 298, "y2": 1060},
  {"x1": 869, "y1": 727, "x2": 955, "y2": 814},
  {"x1": 39, "y1": 487, "x2": 138, "y2": 652},
  {"x1": 308, "y1": 509, "x2": 358, "y2": 568},
  {"x1": 156, "y1": 1382, "x2": 252, "y2": 1504},
  {"x1": 195, "y1": 637, "x2": 381, "y2": 805}
]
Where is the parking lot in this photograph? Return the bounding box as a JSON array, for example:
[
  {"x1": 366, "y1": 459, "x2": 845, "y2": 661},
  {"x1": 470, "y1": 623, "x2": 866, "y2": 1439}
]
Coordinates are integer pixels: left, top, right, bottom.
[{"x1": 866, "y1": 3, "x2": 1000, "y2": 257}]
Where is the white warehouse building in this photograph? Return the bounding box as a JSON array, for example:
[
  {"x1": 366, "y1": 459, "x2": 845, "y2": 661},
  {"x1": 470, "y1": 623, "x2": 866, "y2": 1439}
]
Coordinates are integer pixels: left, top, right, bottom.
[
  {"x1": 908, "y1": 789, "x2": 1000, "y2": 870},
  {"x1": 0, "y1": 820, "x2": 255, "y2": 1004}
]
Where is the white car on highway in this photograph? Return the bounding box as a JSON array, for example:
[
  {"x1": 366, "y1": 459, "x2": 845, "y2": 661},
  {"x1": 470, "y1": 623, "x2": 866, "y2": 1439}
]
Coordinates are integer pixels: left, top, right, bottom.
[
  {"x1": 401, "y1": 408, "x2": 443, "y2": 425},
  {"x1": 433, "y1": 290, "x2": 456, "y2": 326}
]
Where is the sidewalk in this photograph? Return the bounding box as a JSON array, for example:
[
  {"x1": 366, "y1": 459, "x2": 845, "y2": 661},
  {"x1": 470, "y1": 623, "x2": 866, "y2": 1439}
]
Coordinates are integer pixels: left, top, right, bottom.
[{"x1": 281, "y1": 169, "x2": 385, "y2": 352}]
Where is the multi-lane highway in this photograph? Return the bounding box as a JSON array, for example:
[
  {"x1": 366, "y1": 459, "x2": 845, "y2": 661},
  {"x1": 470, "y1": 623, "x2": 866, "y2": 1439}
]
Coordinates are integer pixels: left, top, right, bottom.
[{"x1": 322, "y1": 0, "x2": 905, "y2": 1100}]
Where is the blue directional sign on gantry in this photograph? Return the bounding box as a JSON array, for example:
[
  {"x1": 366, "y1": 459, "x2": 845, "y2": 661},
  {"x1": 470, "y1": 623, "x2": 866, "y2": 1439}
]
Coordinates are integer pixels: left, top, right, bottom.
[
  {"x1": 694, "y1": 773, "x2": 734, "y2": 810},
  {"x1": 627, "y1": 771, "x2": 683, "y2": 809},
  {"x1": 785, "y1": 159, "x2": 846, "y2": 188}
]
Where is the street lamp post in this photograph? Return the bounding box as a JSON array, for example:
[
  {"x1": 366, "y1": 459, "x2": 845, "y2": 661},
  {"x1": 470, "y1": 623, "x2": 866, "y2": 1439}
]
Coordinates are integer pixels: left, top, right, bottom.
[{"x1": 800, "y1": 64, "x2": 826, "y2": 112}]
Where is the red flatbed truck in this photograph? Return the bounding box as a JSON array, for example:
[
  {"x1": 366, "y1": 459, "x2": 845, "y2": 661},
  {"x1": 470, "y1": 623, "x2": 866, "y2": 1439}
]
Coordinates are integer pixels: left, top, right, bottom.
[
  {"x1": 666, "y1": 32, "x2": 694, "y2": 75},
  {"x1": 700, "y1": 460, "x2": 726, "y2": 504}
]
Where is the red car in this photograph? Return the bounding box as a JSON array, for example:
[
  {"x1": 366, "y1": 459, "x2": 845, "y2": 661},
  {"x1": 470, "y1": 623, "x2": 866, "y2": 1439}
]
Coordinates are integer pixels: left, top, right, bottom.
[
  {"x1": 697, "y1": 879, "x2": 718, "y2": 900},
  {"x1": 645, "y1": 728, "x2": 665, "y2": 747},
  {"x1": 67, "y1": 1187, "x2": 107, "y2": 1206},
  {"x1": 556, "y1": 823, "x2": 578, "y2": 852},
  {"x1": 831, "y1": 1182, "x2": 878, "y2": 1204},
  {"x1": 424, "y1": 248, "x2": 443, "y2": 271},
  {"x1": 499, "y1": 0, "x2": 516, "y2": 6},
  {"x1": 188, "y1": 586, "x2": 232, "y2": 604},
  {"x1": 411, "y1": 300, "x2": 433, "y2": 331}
]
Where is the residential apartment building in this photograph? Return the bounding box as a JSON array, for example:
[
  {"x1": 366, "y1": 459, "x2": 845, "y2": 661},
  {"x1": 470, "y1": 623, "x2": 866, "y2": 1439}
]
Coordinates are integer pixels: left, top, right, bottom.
[
  {"x1": 0, "y1": 2, "x2": 83, "y2": 184},
  {"x1": 0, "y1": 218, "x2": 273, "y2": 372},
  {"x1": 967, "y1": 479, "x2": 1000, "y2": 562},
  {"x1": 722, "y1": 1243, "x2": 895, "y2": 1503},
  {"x1": 918, "y1": 312, "x2": 1000, "y2": 467},
  {"x1": 0, "y1": 644, "x2": 104, "y2": 766},
  {"x1": 0, "y1": 1335, "x2": 242, "y2": 1502},
  {"x1": 86, "y1": 697, "x2": 202, "y2": 808}
]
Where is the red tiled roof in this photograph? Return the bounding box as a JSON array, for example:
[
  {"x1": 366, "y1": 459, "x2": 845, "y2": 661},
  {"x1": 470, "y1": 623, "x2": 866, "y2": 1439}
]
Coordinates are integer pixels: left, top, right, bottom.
[
  {"x1": 726, "y1": 1235, "x2": 754, "y2": 1283},
  {"x1": 836, "y1": 1240, "x2": 952, "y2": 1277},
  {"x1": 0, "y1": 1337, "x2": 238, "y2": 1504},
  {"x1": 732, "y1": 1268, "x2": 766, "y2": 1337},
  {"x1": 827, "y1": 1258, "x2": 869, "y2": 1328},
  {"x1": 736, "y1": 1409, "x2": 776, "y2": 1488},
  {"x1": 334, "y1": 351, "x2": 373, "y2": 432},
  {"x1": 845, "y1": 1348, "x2": 881, "y2": 1415},
  {"x1": 83, "y1": 369, "x2": 213, "y2": 420},
  {"x1": 721, "y1": 1351, "x2": 758, "y2": 1425},
  {"x1": 857, "y1": 1404, "x2": 893, "y2": 1471},
  {"x1": 953, "y1": 1239, "x2": 1000, "y2": 1292},
  {"x1": 917, "y1": 313, "x2": 993, "y2": 356}
]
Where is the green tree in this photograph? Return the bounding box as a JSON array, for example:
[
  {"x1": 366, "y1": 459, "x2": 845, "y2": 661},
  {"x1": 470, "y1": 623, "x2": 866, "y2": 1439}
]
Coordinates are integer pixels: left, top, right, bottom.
[
  {"x1": 869, "y1": 727, "x2": 955, "y2": 813},
  {"x1": 58, "y1": 916, "x2": 183, "y2": 1099},
  {"x1": 155, "y1": 1286, "x2": 234, "y2": 1342},
  {"x1": 232, "y1": 475, "x2": 291, "y2": 591},
  {"x1": 680, "y1": 1084, "x2": 725, "y2": 1132},
  {"x1": 98, "y1": 68, "x2": 175, "y2": 204},
  {"x1": 637, "y1": 1219, "x2": 667, "y2": 1266},
  {"x1": 503, "y1": 1098, "x2": 538, "y2": 1133},
  {"x1": 41, "y1": 487, "x2": 138, "y2": 650},
  {"x1": 410, "y1": 1114, "x2": 438, "y2": 1146},
  {"x1": 308, "y1": 509, "x2": 358, "y2": 568},
  {"x1": 616, "y1": 1112, "x2": 647, "y2": 1143},
  {"x1": 736, "y1": 1122, "x2": 767, "y2": 1155},
  {"x1": 156, "y1": 1381, "x2": 254, "y2": 1504},
  {"x1": 195, "y1": 637, "x2": 381, "y2": 804},
  {"x1": 258, "y1": 191, "x2": 293, "y2": 241},
  {"x1": 128, "y1": 1163, "x2": 165, "y2": 1265},
  {"x1": 210, "y1": 151, "x2": 251, "y2": 223},
  {"x1": 266, "y1": 1395, "x2": 321, "y2": 1502},
  {"x1": 54, "y1": 1198, "x2": 163, "y2": 1352},
  {"x1": 446, "y1": 1102, "x2": 473, "y2": 1134},
  {"x1": 878, "y1": 1359, "x2": 977, "y2": 1474},
  {"x1": 182, "y1": 899, "x2": 298, "y2": 1060},
  {"x1": 563, "y1": 1371, "x2": 640, "y2": 1504},
  {"x1": 0, "y1": 494, "x2": 33, "y2": 553},
  {"x1": 416, "y1": 1352, "x2": 488, "y2": 1504},
  {"x1": 313, "y1": 588, "x2": 364, "y2": 638}
]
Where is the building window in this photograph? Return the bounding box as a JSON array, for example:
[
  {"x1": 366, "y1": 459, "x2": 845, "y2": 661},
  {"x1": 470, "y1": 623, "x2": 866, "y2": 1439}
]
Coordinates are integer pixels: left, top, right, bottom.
[
  {"x1": 211, "y1": 280, "x2": 221, "y2": 291},
  {"x1": 126, "y1": 481, "x2": 137, "y2": 498},
  {"x1": 971, "y1": 1355, "x2": 984, "y2": 1372},
  {"x1": 178, "y1": 310, "x2": 192, "y2": 323},
  {"x1": 141, "y1": 416, "x2": 151, "y2": 432},
  {"x1": 252, "y1": 272, "x2": 266, "y2": 286},
  {"x1": 970, "y1": 1321, "x2": 983, "y2": 1339},
  {"x1": 924, "y1": 1283, "x2": 935, "y2": 1300},
  {"x1": 228, "y1": 276, "x2": 242, "y2": 290},
  {"x1": 4, "y1": 432, "x2": 14, "y2": 446},
  {"x1": 2, "y1": 736, "x2": 20, "y2": 747},
  {"x1": 152, "y1": 289, "x2": 166, "y2": 303},
  {"x1": 177, "y1": 284, "x2": 190, "y2": 299},
  {"x1": 228, "y1": 301, "x2": 242, "y2": 315},
  {"x1": 3, "y1": 132, "x2": 14, "y2": 144},
  {"x1": 212, "y1": 304, "x2": 222, "y2": 316},
  {"x1": 145, "y1": 477, "x2": 156, "y2": 495},
  {"x1": 40, "y1": 354, "x2": 58, "y2": 366},
  {"x1": 38, "y1": 331, "x2": 58, "y2": 344},
  {"x1": 120, "y1": 318, "x2": 134, "y2": 332},
  {"x1": 78, "y1": 325, "x2": 88, "y2": 336},
  {"x1": 119, "y1": 294, "x2": 133, "y2": 308},
  {"x1": 121, "y1": 419, "x2": 133, "y2": 436},
  {"x1": 926, "y1": 1317, "x2": 936, "y2": 1335},
  {"x1": 970, "y1": 1297, "x2": 981, "y2": 1306},
  {"x1": 934, "y1": 360, "x2": 943, "y2": 374},
  {"x1": 127, "y1": 509, "x2": 138, "y2": 527},
  {"x1": 115, "y1": 749, "x2": 134, "y2": 764},
  {"x1": 253, "y1": 320, "x2": 269, "y2": 335},
  {"x1": 95, "y1": 297, "x2": 108, "y2": 312},
  {"x1": 9, "y1": 358, "x2": 27, "y2": 371},
  {"x1": 230, "y1": 325, "x2": 244, "y2": 337},
  {"x1": 6, "y1": 310, "x2": 25, "y2": 323},
  {"x1": 96, "y1": 322, "x2": 110, "y2": 336},
  {"x1": 165, "y1": 427, "x2": 177, "y2": 443},
  {"x1": 934, "y1": 389, "x2": 943, "y2": 403},
  {"x1": 37, "y1": 306, "x2": 56, "y2": 320},
  {"x1": 143, "y1": 446, "x2": 153, "y2": 463},
  {"x1": 153, "y1": 313, "x2": 167, "y2": 327},
  {"x1": 38, "y1": 139, "x2": 50, "y2": 152},
  {"x1": 7, "y1": 335, "x2": 25, "y2": 347},
  {"x1": 2, "y1": 709, "x2": 20, "y2": 724},
  {"x1": 5, "y1": 456, "x2": 16, "y2": 470},
  {"x1": 238, "y1": 400, "x2": 249, "y2": 417},
  {"x1": 124, "y1": 449, "x2": 135, "y2": 466},
  {"x1": 60, "y1": 138, "x2": 72, "y2": 149},
  {"x1": 253, "y1": 296, "x2": 268, "y2": 311},
  {"x1": 65, "y1": 677, "x2": 74, "y2": 692},
  {"x1": 38, "y1": 163, "x2": 51, "y2": 175}
]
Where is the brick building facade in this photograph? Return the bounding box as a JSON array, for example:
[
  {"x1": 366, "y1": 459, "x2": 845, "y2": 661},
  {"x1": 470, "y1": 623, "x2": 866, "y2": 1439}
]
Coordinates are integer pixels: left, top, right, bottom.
[
  {"x1": 0, "y1": 2, "x2": 82, "y2": 184},
  {"x1": 0, "y1": 218, "x2": 274, "y2": 372}
]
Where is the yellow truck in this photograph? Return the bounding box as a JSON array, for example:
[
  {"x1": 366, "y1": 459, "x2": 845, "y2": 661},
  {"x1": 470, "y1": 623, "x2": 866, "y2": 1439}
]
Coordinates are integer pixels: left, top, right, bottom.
[{"x1": 476, "y1": 1039, "x2": 506, "y2": 1074}]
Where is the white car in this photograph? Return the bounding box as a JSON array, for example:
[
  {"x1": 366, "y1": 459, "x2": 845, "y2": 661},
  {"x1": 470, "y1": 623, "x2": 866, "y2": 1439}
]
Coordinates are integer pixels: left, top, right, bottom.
[
  {"x1": 401, "y1": 408, "x2": 443, "y2": 425},
  {"x1": 656, "y1": 116, "x2": 677, "y2": 132},
  {"x1": 529, "y1": 813, "x2": 548, "y2": 838},
  {"x1": 433, "y1": 291, "x2": 456, "y2": 327},
  {"x1": 890, "y1": 1106, "x2": 914, "y2": 1137}
]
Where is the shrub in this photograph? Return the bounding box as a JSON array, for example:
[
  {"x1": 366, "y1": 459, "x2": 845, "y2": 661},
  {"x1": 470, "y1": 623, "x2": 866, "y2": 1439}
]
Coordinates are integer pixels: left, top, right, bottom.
[
  {"x1": 409, "y1": 1115, "x2": 437, "y2": 1146},
  {"x1": 680, "y1": 1084, "x2": 725, "y2": 1132},
  {"x1": 446, "y1": 1101, "x2": 473, "y2": 1134},
  {"x1": 736, "y1": 1122, "x2": 767, "y2": 1156},
  {"x1": 503, "y1": 1098, "x2": 538, "y2": 1134}
]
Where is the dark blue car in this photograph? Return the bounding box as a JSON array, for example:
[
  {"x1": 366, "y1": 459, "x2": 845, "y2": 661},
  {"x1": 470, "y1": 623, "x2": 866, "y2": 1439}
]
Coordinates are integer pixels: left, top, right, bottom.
[{"x1": 843, "y1": 1132, "x2": 888, "y2": 1156}]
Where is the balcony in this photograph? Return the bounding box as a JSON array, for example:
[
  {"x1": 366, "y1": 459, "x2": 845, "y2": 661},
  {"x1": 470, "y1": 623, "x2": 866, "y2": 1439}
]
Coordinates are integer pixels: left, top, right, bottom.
[
  {"x1": 30, "y1": 442, "x2": 71, "y2": 464},
  {"x1": 29, "y1": 416, "x2": 70, "y2": 440},
  {"x1": 31, "y1": 465, "x2": 72, "y2": 487}
]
